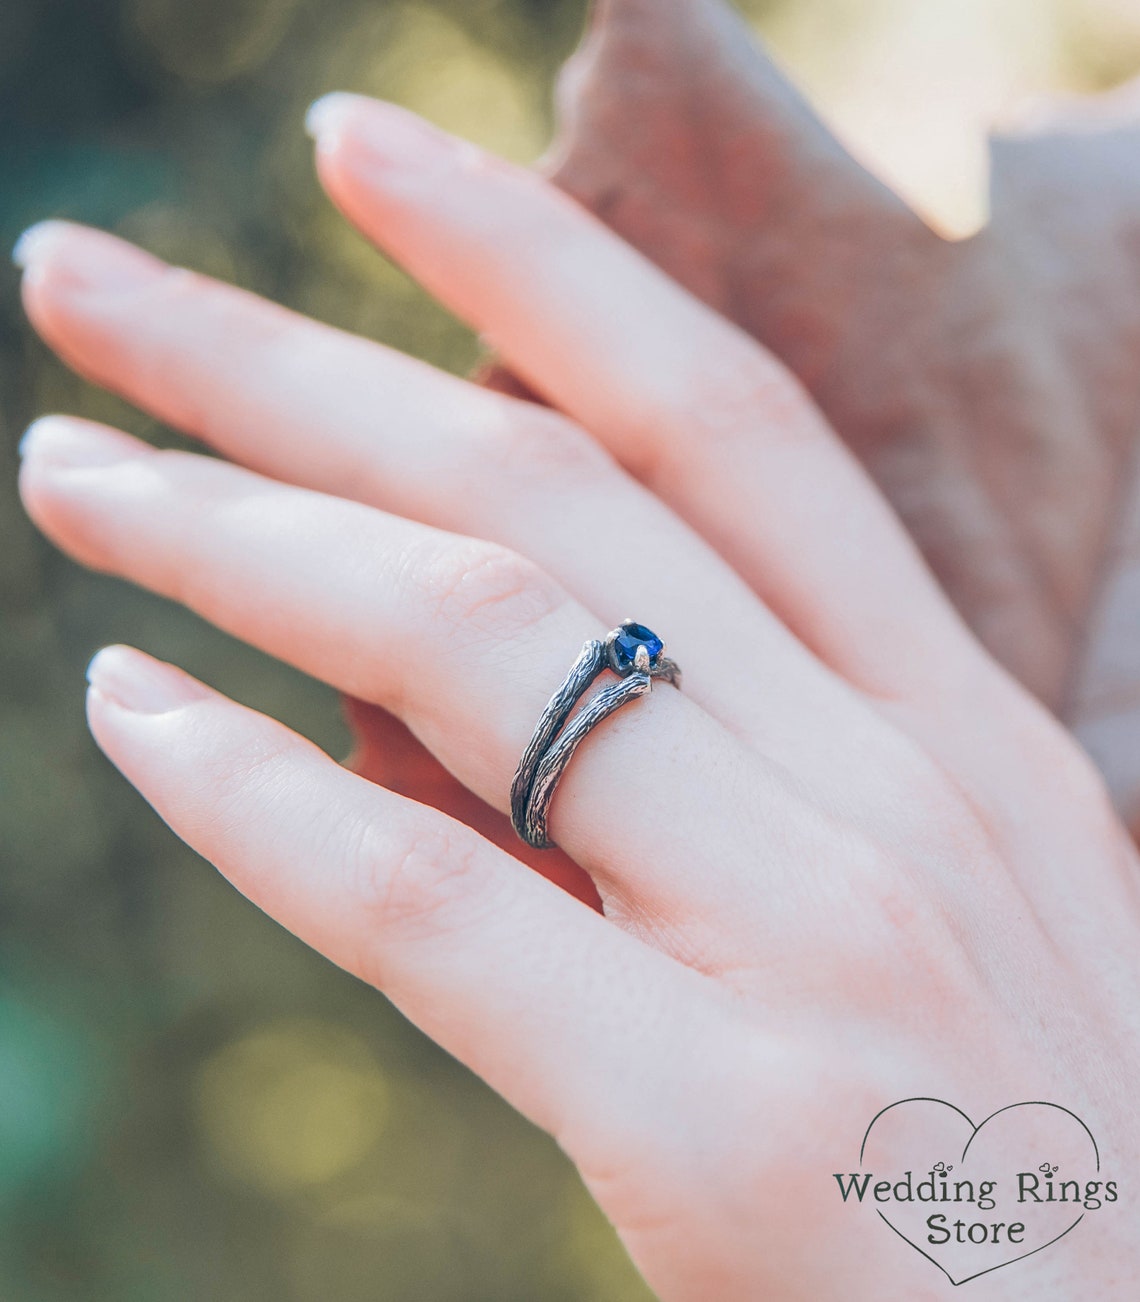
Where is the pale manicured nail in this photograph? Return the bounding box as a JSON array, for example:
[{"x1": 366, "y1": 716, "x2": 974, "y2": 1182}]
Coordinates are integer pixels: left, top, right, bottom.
[
  {"x1": 12, "y1": 220, "x2": 162, "y2": 292},
  {"x1": 304, "y1": 92, "x2": 466, "y2": 172},
  {"x1": 304, "y1": 91, "x2": 360, "y2": 140},
  {"x1": 19, "y1": 416, "x2": 141, "y2": 467},
  {"x1": 87, "y1": 645, "x2": 211, "y2": 715},
  {"x1": 12, "y1": 220, "x2": 67, "y2": 269}
]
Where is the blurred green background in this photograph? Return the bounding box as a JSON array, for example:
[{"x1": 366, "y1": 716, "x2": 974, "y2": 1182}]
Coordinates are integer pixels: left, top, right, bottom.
[{"x1": 2, "y1": 0, "x2": 1139, "y2": 1297}]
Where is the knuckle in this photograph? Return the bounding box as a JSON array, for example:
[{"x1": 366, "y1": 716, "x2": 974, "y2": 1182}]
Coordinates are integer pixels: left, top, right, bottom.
[
  {"x1": 417, "y1": 537, "x2": 565, "y2": 640},
  {"x1": 625, "y1": 337, "x2": 820, "y2": 486},
  {"x1": 701, "y1": 348, "x2": 816, "y2": 446},
  {"x1": 853, "y1": 845, "x2": 993, "y2": 1010},
  {"x1": 682, "y1": 340, "x2": 816, "y2": 443},
  {"x1": 480, "y1": 407, "x2": 614, "y2": 488},
  {"x1": 349, "y1": 820, "x2": 483, "y2": 953}
]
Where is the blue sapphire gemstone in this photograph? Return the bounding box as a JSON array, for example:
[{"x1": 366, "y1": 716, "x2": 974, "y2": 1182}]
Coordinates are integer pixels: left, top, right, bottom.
[{"x1": 611, "y1": 621, "x2": 664, "y2": 672}]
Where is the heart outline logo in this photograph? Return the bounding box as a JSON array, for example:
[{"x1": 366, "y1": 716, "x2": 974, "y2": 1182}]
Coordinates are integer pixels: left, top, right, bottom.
[{"x1": 859, "y1": 1098, "x2": 1100, "y2": 1286}]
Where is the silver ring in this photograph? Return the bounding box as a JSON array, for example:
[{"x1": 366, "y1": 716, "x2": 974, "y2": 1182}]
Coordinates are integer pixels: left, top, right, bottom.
[{"x1": 510, "y1": 620, "x2": 681, "y2": 850}]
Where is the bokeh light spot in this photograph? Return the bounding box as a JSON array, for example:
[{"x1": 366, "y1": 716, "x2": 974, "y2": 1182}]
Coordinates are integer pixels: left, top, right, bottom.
[
  {"x1": 125, "y1": 0, "x2": 302, "y2": 85},
  {"x1": 330, "y1": 4, "x2": 547, "y2": 163},
  {"x1": 193, "y1": 1019, "x2": 390, "y2": 1194},
  {"x1": 0, "y1": 994, "x2": 101, "y2": 1200}
]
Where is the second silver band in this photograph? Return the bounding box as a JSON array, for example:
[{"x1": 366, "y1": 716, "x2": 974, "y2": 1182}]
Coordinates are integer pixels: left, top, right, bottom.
[{"x1": 509, "y1": 622, "x2": 681, "y2": 850}]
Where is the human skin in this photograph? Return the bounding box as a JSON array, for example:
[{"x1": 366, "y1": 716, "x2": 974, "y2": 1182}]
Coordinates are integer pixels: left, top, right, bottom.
[
  {"x1": 14, "y1": 94, "x2": 1140, "y2": 1297},
  {"x1": 528, "y1": 0, "x2": 1140, "y2": 842}
]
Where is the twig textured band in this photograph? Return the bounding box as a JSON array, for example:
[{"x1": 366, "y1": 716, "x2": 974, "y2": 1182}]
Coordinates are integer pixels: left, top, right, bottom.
[{"x1": 510, "y1": 621, "x2": 682, "y2": 849}]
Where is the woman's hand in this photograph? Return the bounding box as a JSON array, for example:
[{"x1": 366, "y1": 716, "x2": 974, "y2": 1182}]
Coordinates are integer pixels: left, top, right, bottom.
[
  {"x1": 16, "y1": 94, "x2": 1140, "y2": 1298},
  {"x1": 541, "y1": 0, "x2": 1140, "y2": 840}
]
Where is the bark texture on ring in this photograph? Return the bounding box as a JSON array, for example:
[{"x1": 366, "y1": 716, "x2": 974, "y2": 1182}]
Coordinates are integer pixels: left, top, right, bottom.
[{"x1": 509, "y1": 623, "x2": 681, "y2": 850}]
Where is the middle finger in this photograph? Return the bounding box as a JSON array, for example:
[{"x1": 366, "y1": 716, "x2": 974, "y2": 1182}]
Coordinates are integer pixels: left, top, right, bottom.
[
  {"x1": 19, "y1": 415, "x2": 887, "y2": 962},
  {"x1": 16, "y1": 222, "x2": 841, "y2": 743}
]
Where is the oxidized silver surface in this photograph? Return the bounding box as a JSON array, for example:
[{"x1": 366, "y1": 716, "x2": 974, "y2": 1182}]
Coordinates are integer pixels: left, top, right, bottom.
[{"x1": 509, "y1": 621, "x2": 681, "y2": 850}]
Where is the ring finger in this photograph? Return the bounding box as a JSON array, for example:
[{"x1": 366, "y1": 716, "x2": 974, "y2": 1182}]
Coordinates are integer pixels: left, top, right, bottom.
[{"x1": 19, "y1": 415, "x2": 880, "y2": 966}]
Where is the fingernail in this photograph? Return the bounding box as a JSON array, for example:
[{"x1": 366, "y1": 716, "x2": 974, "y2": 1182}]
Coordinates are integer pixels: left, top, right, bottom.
[
  {"x1": 12, "y1": 220, "x2": 162, "y2": 292},
  {"x1": 87, "y1": 645, "x2": 211, "y2": 715},
  {"x1": 304, "y1": 91, "x2": 359, "y2": 140},
  {"x1": 19, "y1": 416, "x2": 142, "y2": 468},
  {"x1": 12, "y1": 220, "x2": 64, "y2": 269},
  {"x1": 17, "y1": 418, "x2": 47, "y2": 459},
  {"x1": 305, "y1": 93, "x2": 468, "y2": 173}
]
